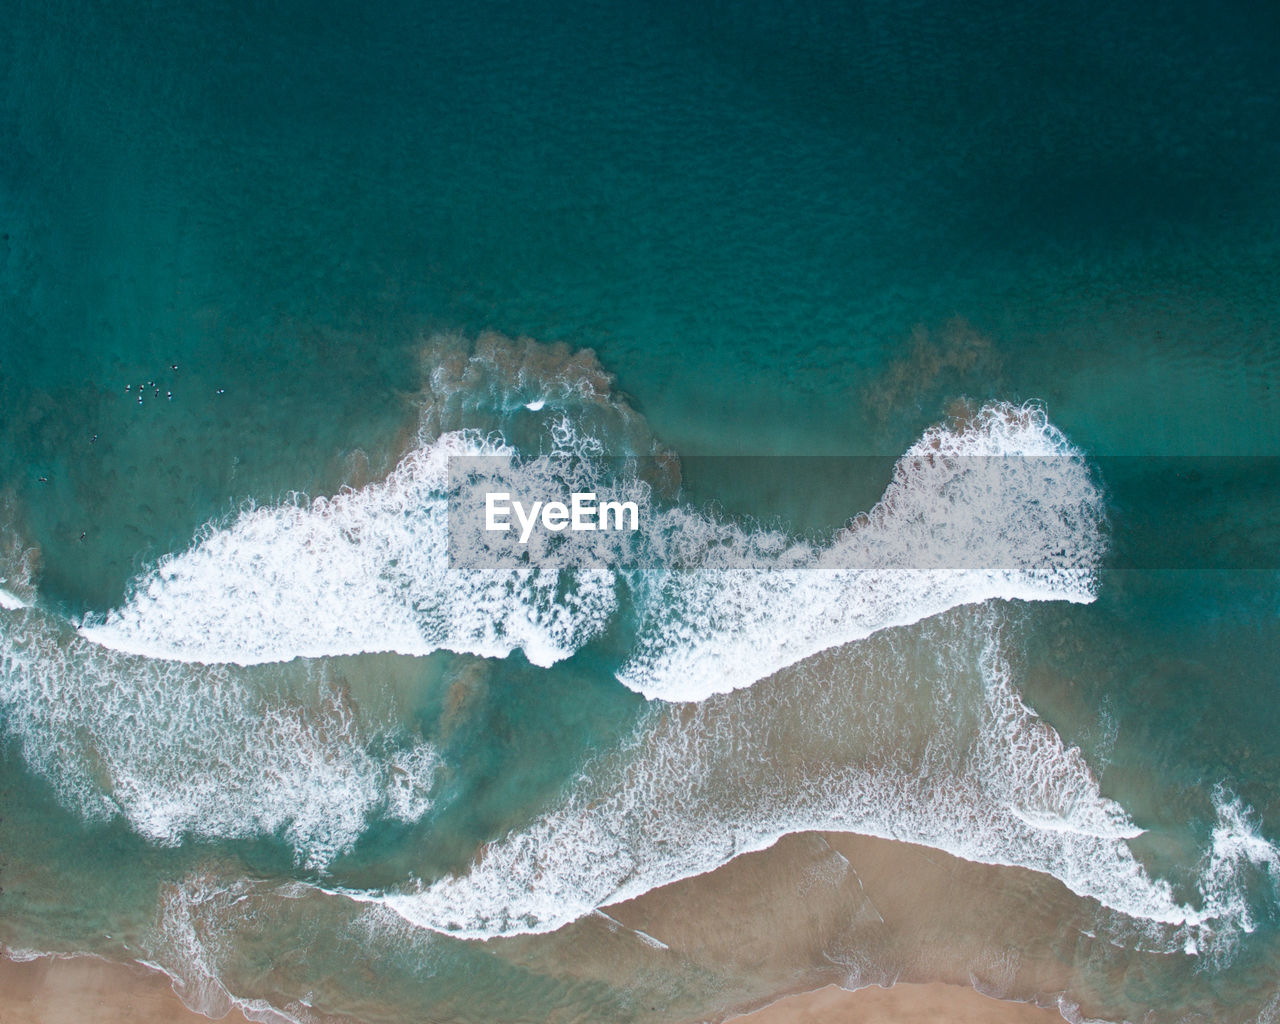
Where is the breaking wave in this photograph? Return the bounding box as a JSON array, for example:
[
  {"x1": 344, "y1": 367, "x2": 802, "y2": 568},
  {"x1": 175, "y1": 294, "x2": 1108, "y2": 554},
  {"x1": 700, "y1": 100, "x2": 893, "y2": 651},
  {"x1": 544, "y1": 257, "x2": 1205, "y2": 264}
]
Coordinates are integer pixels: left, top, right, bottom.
[
  {"x1": 4, "y1": 332, "x2": 1274, "y2": 987},
  {"x1": 368, "y1": 612, "x2": 1279, "y2": 955},
  {"x1": 79, "y1": 397, "x2": 1104, "y2": 705},
  {"x1": 0, "y1": 608, "x2": 438, "y2": 869}
]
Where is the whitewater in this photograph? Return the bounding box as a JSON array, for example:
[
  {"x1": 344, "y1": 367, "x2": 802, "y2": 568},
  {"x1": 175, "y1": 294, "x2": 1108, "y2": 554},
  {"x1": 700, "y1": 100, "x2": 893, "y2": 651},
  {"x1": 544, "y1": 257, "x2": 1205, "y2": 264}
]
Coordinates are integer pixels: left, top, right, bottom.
[
  {"x1": 1, "y1": 373, "x2": 1275, "y2": 968},
  {"x1": 78, "y1": 402, "x2": 1103, "y2": 703}
]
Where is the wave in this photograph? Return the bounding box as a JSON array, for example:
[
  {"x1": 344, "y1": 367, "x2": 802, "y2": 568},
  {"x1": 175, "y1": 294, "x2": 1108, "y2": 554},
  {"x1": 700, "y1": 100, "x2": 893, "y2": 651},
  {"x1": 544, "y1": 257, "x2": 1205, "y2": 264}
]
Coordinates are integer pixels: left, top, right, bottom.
[
  {"x1": 2, "y1": 332, "x2": 1277, "y2": 1017},
  {"x1": 77, "y1": 332, "x2": 669, "y2": 670},
  {"x1": 365, "y1": 610, "x2": 1275, "y2": 954},
  {"x1": 77, "y1": 398, "x2": 1104, "y2": 705},
  {"x1": 0, "y1": 493, "x2": 39, "y2": 609},
  {"x1": 1195, "y1": 788, "x2": 1280, "y2": 963},
  {"x1": 80, "y1": 429, "x2": 625, "y2": 670},
  {"x1": 618, "y1": 402, "x2": 1103, "y2": 700},
  {"x1": 0, "y1": 607, "x2": 438, "y2": 869},
  {"x1": 145, "y1": 873, "x2": 314, "y2": 1024}
]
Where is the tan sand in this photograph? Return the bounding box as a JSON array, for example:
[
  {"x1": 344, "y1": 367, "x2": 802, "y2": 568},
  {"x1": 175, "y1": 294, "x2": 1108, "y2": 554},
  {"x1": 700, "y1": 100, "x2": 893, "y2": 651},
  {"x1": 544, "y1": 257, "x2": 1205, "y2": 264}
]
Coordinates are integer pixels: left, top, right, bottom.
[
  {"x1": 500, "y1": 829, "x2": 1107, "y2": 1024},
  {"x1": 0, "y1": 952, "x2": 1065, "y2": 1024},
  {"x1": 725, "y1": 982, "x2": 1063, "y2": 1024},
  {"x1": 0, "y1": 954, "x2": 252, "y2": 1024}
]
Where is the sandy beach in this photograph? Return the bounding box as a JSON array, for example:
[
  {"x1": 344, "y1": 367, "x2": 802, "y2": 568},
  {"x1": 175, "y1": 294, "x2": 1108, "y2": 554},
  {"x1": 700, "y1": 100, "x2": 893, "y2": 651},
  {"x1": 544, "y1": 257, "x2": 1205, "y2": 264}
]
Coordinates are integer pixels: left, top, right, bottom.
[
  {"x1": 726, "y1": 983, "x2": 1064, "y2": 1023},
  {"x1": 0, "y1": 952, "x2": 1065, "y2": 1024},
  {"x1": 0, "y1": 955, "x2": 253, "y2": 1024},
  {"x1": 0, "y1": 827, "x2": 1090, "y2": 1023}
]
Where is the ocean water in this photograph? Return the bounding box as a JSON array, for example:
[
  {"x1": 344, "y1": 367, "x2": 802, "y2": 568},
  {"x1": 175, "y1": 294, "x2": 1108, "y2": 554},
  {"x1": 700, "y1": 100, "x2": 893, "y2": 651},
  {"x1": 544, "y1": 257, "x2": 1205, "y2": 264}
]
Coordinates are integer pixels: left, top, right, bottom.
[{"x1": 3, "y1": 0, "x2": 1280, "y2": 1021}]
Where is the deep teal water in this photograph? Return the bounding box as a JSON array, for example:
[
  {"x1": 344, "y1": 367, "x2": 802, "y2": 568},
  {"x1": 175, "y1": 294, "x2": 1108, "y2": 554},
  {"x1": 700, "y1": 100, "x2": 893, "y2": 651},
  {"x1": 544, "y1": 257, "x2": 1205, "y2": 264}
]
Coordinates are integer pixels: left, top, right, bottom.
[{"x1": 3, "y1": 1, "x2": 1280, "y2": 1021}]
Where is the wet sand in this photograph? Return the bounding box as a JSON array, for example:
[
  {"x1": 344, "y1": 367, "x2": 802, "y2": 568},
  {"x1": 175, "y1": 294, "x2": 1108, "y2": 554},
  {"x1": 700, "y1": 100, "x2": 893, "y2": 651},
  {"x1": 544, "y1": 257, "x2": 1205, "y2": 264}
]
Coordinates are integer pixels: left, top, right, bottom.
[
  {"x1": 0, "y1": 952, "x2": 1064, "y2": 1024},
  {"x1": 726, "y1": 982, "x2": 1063, "y2": 1023},
  {"x1": 501, "y1": 828, "x2": 1120, "y2": 1024},
  {"x1": 2, "y1": 827, "x2": 1111, "y2": 1024},
  {"x1": 0, "y1": 954, "x2": 253, "y2": 1024}
]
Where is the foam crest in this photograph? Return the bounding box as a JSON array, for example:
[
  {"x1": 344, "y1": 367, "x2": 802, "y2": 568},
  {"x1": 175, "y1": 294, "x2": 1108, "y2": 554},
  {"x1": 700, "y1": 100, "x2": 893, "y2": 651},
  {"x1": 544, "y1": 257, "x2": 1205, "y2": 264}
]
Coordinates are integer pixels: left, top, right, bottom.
[
  {"x1": 80, "y1": 429, "x2": 620, "y2": 670},
  {"x1": 618, "y1": 403, "x2": 1105, "y2": 700},
  {"x1": 81, "y1": 401, "x2": 1102, "y2": 703},
  {"x1": 0, "y1": 606, "x2": 440, "y2": 869},
  {"x1": 374, "y1": 612, "x2": 1209, "y2": 941},
  {"x1": 80, "y1": 327, "x2": 673, "y2": 670}
]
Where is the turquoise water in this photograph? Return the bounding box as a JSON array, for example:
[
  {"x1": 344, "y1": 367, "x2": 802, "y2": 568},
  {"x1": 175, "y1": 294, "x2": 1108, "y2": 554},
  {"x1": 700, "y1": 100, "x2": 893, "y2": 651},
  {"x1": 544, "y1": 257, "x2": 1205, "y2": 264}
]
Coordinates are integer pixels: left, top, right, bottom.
[{"x1": 3, "y1": 0, "x2": 1280, "y2": 1021}]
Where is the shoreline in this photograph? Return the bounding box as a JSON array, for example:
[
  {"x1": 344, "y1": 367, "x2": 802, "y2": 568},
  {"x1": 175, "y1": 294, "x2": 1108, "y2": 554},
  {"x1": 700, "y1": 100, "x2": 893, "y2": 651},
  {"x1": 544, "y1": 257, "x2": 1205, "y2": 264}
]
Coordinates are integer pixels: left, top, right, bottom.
[
  {"x1": 0, "y1": 950, "x2": 1068, "y2": 1024},
  {"x1": 721, "y1": 982, "x2": 1066, "y2": 1024},
  {"x1": 0, "y1": 952, "x2": 255, "y2": 1024}
]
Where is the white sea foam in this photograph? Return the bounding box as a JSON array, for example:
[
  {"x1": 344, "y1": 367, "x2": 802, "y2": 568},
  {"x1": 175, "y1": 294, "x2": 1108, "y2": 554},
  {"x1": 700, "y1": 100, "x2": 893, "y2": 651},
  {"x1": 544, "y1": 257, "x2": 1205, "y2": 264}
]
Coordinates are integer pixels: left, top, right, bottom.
[
  {"x1": 79, "y1": 403, "x2": 1104, "y2": 705},
  {"x1": 80, "y1": 429, "x2": 620, "y2": 670},
  {"x1": 0, "y1": 509, "x2": 40, "y2": 609},
  {"x1": 620, "y1": 404, "x2": 1103, "y2": 700},
  {"x1": 0, "y1": 358, "x2": 1272, "y2": 989},
  {"x1": 1195, "y1": 788, "x2": 1280, "y2": 963},
  {"x1": 386, "y1": 743, "x2": 442, "y2": 824},
  {"x1": 371, "y1": 612, "x2": 1261, "y2": 948},
  {"x1": 0, "y1": 607, "x2": 440, "y2": 869},
  {"x1": 0, "y1": 587, "x2": 27, "y2": 610},
  {"x1": 147, "y1": 873, "x2": 309, "y2": 1024}
]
